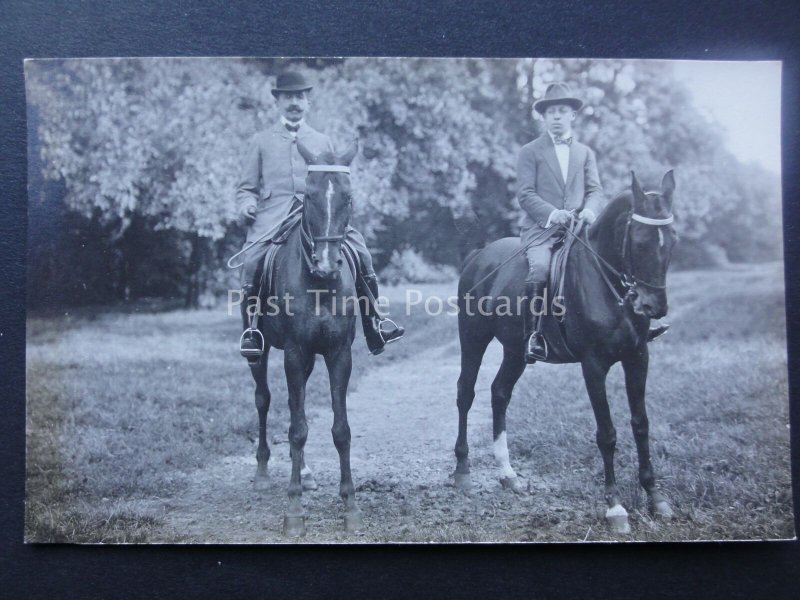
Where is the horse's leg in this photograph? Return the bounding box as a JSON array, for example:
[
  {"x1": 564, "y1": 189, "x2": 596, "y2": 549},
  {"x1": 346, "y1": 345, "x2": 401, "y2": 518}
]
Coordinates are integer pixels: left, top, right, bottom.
[
  {"x1": 282, "y1": 344, "x2": 313, "y2": 537},
  {"x1": 299, "y1": 358, "x2": 318, "y2": 491},
  {"x1": 251, "y1": 347, "x2": 271, "y2": 491},
  {"x1": 581, "y1": 356, "x2": 630, "y2": 534},
  {"x1": 491, "y1": 347, "x2": 527, "y2": 493},
  {"x1": 324, "y1": 348, "x2": 362, "y2": 533},
  {"x1": 622, "y1": 347, "x2": 673, "y2": 520},
  {"x1": 454, "y1": 332, "x2": 491, "y2": 491}
]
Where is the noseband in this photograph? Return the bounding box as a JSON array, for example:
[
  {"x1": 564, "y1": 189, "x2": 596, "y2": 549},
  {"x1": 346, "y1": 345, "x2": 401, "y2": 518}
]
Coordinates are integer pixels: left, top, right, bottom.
[{"x1": 299, "y1": 164, "x2": 351, "y2": 272}]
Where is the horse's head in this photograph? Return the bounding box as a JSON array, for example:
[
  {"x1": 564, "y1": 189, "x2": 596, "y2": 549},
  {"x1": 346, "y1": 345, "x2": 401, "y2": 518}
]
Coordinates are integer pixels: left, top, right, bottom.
[
  {"x1": 623, "y1": 170, "x2": 678, "y2": 319},
  {"x1": 297, "y1": 138, "x2": 358, "y2": 280}
]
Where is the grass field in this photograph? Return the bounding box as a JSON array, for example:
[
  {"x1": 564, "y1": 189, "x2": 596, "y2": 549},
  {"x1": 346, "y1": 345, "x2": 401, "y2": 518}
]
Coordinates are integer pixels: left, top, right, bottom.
[{"x1": 25, "y1": 263, "x2": 794, "y2": 543}]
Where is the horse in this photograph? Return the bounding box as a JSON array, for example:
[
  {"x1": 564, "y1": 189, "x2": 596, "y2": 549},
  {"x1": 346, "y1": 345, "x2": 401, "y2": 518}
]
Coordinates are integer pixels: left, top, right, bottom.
[
  {"x1": 247, "y1": 138, "x2": 362, "y2": 537},
  {"x1": 454, "y1": 170, "x2": 677, "y2": 534}
]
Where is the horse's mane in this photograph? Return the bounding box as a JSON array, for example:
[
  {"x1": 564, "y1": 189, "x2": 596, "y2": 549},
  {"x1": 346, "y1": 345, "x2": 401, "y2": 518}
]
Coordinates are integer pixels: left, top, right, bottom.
[{"x1": 588, "y1": 191, "x2": 632, "y2": 247}]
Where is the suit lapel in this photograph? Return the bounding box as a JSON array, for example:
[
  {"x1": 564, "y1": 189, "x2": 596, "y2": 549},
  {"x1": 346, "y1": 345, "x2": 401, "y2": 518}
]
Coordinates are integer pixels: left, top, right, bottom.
[
  {"x1": 273, "y1": 120, "x2": 293, "y2": 140},
  {"x1": 565, "y1": 142, "x2": 582, "y2": 192},
  {"x1": 539, "y1": 136, "x2": 565, "y2": 191}
]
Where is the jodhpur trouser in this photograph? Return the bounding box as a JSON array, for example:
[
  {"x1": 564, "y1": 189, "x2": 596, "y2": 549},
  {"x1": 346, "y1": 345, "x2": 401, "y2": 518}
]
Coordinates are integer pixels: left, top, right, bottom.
[{"x1": 523, "y1": 236, "x2": 559, "y2": 286}]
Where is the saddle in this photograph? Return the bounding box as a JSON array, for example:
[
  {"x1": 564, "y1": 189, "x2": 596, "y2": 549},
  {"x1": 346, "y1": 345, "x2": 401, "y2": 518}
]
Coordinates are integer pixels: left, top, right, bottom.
[{"x1": 539, "y1": 219, "x2": 585, "y2": 363}]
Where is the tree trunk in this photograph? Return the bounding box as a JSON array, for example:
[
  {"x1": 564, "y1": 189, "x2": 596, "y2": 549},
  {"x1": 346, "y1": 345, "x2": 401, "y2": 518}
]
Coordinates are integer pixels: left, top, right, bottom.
[{"x1": 185, "y1": 232, "x2": 202, "y2": 309}]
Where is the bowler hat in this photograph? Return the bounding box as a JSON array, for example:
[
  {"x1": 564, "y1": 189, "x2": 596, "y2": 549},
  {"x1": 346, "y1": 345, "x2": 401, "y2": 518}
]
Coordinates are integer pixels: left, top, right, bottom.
[
  {"x1": 534, "y1": 82, "x2": 583, "y2": 114},
  {"x1": 271, "y1": 71, "x2": 312, "y2": 97}
]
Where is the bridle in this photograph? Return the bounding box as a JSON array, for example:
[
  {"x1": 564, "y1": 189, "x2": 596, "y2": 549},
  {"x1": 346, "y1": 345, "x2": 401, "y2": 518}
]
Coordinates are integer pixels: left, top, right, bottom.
[
  {"x1": 619, "y1": 211, "x2": 674, "y2": 291},
  {"x1": 564, "y1": 208, "x2": 674, "y2": 306},
  {"x1": 299, "y1": 164, "x2": 351, "y2": 273}
]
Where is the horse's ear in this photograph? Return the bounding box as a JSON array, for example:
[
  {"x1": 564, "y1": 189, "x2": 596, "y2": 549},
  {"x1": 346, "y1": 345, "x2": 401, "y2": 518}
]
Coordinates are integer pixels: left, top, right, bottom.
[
  {"x1": 661, "y1": 169, "x2": 675, "y2": 204},
  {"x1": 631, "y1": 171, "x2": 646, "y2": 209},
  {"x1": 337, "y1": 138, "x2": 359, "y2": 166},
  {"x1": 297, "y1": 138, "x2": 318, "y2": 165}
]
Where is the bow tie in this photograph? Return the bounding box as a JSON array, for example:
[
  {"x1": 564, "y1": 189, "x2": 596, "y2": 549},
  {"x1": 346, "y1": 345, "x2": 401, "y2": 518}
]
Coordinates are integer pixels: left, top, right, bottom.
[
  {"x1": 554, "y1": 136, "x2": 572, "y2": 146},
  {"x1": 285, "y1": 123, "x2": 300, "y2": 133}
]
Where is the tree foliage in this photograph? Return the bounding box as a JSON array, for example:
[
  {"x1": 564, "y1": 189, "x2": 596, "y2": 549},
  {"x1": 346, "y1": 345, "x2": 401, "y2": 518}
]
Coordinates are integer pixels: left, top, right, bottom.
[{"x1": 26, "y1": 57, "x2": 782, "y2": 306}]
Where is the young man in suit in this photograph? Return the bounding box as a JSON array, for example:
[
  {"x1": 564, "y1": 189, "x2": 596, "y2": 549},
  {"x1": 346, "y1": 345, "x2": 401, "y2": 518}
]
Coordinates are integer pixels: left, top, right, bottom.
[
  {"x1": 517, "y1": 82, "x2": 667, "y2": 363},
  {"x1": 236, "y1": 71, "x2": 403, "y2": 361},
  {"x1": 517, "y1": 82, "x2": 604, "y2": 363}
]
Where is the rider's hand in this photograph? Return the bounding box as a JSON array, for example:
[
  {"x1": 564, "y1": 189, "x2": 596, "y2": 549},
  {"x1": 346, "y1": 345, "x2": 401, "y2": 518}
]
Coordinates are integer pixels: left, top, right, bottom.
[
  {"x1": 578, "y1": 208, "x2": 597, "y2": 225},
  {"x1": 548, "y1": 209, "x2": 573, "y2": 227},
  {"x1": 241, "y1": 203, "x2": 257, "y2": 222}
]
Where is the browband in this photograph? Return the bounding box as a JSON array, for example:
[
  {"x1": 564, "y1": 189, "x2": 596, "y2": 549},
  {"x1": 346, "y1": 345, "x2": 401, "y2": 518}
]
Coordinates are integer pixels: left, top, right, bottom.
[
  {"x1": 307, "y1": 165, "x2": 351, "y2": 173},
  {"x1": 631, "y1": 213, "x2": 674, "y2": 226}
]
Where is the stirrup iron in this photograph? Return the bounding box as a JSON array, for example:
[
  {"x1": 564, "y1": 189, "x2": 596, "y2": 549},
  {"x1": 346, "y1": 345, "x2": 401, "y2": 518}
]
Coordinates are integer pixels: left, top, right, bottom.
[
  {"x1": 239, "y1": 328, "x2": 265, "y2": 358},
  {"x1": 526, "y1": 332, "x2": 548, "y2": 362},
  {"x1": 378, "y1": 317, "x2": 403, "y2": 344}
]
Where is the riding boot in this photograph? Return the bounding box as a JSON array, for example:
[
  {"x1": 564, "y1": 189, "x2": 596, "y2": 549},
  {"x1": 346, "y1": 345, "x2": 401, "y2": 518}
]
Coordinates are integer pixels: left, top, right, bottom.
[
  {"x1": 647, "y1": 319, "x2": 670, "y2": 342},
  {"x1": 357, "y1": 275, "x2": 404, "y2": 355},
  {"x1": 239, "y1": 283, "x2": 264, "y2": 363},
  {"x1": 523, "y1": 281, "x2": 548, "y2": 363}
]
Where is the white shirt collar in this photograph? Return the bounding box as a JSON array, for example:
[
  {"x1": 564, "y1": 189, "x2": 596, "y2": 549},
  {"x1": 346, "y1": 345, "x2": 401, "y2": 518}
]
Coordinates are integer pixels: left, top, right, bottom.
[
  {"x1": 281, "y1": 116, "x2": 305, "y2": 130},
  {"x1": 548, "y1": 129, "x2": 573, "y2": 144}
]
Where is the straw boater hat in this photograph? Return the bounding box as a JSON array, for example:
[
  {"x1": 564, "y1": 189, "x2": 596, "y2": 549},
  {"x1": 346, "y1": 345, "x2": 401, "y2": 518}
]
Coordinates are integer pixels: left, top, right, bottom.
[
  {"x1": 533, "y1": 82, "x2": 584, "y2": 114},
  {"x1": 271, "y1": 71, "x2": 313, "y2": 97}
]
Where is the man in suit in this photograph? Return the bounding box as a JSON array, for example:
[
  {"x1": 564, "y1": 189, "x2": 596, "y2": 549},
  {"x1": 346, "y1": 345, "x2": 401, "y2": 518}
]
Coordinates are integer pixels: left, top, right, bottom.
[
  {"x1": 517, "y1": 82, "x2": 605, "y2": 363},
  {"x1": 517, "y1": 83, "x2": 667, "y2": 363},
  {"x1": 237, "y1": 71, "x2": 403, "y2": 361}
]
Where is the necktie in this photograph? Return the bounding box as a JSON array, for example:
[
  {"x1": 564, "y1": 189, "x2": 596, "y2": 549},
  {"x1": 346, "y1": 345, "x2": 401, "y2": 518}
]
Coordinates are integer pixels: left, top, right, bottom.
[
  {"x1": 285, "y1": 123, "x2": 300, "y2": 133},
  {"x1": 554, "y1": 135, "x2": 572, "y2": 146}
]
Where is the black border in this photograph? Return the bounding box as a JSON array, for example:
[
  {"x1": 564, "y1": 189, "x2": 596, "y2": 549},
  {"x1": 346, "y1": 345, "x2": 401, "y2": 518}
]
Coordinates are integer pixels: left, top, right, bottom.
[{"x1": 2, "y1": 1, "x2": 799, "y2": 597}]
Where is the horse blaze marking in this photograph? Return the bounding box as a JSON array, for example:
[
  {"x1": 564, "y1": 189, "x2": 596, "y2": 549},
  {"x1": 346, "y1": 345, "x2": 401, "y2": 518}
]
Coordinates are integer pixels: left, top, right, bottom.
[
  {"x1": 322, "y1": 179, "x2": 334, "y2": 264},
  {"x1": 658, "y1": 228, "x2": 664, "y2": 247}
]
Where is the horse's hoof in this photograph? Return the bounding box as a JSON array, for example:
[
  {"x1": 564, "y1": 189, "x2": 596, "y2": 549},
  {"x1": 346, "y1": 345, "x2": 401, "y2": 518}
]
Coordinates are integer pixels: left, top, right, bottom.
[
  {"x1": 605, "y1": 504, "x2": 631, "y2": 535},
  {"x1": 253, "y1": 472, "x2": 270, "y2": 492},
  {"x1": 301, "y1": 473, "x2": 318, "y2": 491},
  {"x1": 283, "y1": 515, "x2": 306, "y2": 537},
  {"x1": 652, "y1": 500, "x2": 674, "y2": 521},
  {"x1": 344, "y1": 511, "x2": 364, "y2": 533},
  {"x1": 500, "y1": 476, "x2": 525, "y2": 494},
  {"x1": 454, "y1": 471, "x2": 472, "y2": 492}
]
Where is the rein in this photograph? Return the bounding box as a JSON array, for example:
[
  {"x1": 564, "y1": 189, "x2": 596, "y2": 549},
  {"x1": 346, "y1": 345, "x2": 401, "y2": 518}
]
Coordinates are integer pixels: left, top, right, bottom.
[{"x1": 563, "y1": 211, "x2": 673, "y2": 305}]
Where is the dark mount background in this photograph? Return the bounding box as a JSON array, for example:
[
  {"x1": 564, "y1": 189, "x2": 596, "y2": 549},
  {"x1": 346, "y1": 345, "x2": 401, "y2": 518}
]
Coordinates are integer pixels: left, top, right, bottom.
[{"x1": 2, "y1": 1, "x2": 799, "y2": 598}]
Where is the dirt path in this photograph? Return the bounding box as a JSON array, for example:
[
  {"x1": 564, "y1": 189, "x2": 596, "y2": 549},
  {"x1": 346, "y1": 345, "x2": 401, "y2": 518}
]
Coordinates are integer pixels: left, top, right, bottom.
[{"x1": 145, "y1": 335, "x2": 571, "y2": 543}]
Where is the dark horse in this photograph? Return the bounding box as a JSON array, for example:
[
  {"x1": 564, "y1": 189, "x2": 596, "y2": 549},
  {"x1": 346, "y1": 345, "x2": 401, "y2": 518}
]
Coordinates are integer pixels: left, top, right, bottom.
[
  {"x1": 455, "y1": 171, "x2": 677, "y2": 534},
  {"x1": 248, "y1": 139, "x2": 362, "y2": 536}
]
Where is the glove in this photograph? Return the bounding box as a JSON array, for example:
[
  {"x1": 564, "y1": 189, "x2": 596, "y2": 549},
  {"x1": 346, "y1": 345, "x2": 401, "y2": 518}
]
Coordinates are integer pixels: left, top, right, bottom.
[
  {"x1": 548, "y1": 209, "x2": 573, "y2": 227},
  {"x1": 241, "y1": 203, "x2": 257, "y2": 222},
  {"x1": 578, "y1": 208, "x2": 596, "y2": 225}
]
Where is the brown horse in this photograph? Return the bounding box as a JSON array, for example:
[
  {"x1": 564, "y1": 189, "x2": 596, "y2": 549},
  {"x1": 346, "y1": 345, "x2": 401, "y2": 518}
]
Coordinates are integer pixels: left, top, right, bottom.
[
  {"x1": 454, "y1": 171, "x2": 677, "y2": 534},
  {"x1": 248, "y1": 139, "x2": 362, "y2": 536}
]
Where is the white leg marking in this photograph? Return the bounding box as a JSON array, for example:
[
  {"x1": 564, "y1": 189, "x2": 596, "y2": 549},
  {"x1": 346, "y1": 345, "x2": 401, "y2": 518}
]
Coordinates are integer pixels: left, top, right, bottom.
[
  {"x1": 606, "y1": 504, "x2": 628, "y2": 517},
  {"x1": 493, "y1": 431, "x2": 517, "y2": 479},
  {"x1": 300, "y1": 466, "x2": 313, "y2": 476}
]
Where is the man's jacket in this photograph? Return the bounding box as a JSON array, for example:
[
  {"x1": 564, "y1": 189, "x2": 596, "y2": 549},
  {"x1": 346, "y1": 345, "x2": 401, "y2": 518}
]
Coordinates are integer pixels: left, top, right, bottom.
[
  {"x1": 237, "y1": 120, "x2": 334, "y2": 243},
  {"x1": 516, "y1": 133, "x2": 604, "y2": 246}
]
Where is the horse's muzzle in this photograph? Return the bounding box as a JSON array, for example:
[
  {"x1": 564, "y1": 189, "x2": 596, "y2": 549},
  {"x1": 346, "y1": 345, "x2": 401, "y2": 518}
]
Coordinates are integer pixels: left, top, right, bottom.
[
  {"x1": 310, "y1": 266, "x2": 341, "y2": 281},
  {"x1": 632, "y1": 290, "x2": 668, "y2": 319}
]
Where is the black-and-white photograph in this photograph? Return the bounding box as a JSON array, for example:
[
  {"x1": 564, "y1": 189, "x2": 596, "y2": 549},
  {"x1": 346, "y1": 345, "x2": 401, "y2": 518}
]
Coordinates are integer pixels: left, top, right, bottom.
[{"x1": 24, "y1": 56, "x2": 792, "y2": 543}]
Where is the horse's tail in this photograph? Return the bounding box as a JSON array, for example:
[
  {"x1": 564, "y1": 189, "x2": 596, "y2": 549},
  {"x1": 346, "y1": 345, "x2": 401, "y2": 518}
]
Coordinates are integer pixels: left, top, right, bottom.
[{"x1": 455, "y1": 207, "x2": 486, "y2": 273}]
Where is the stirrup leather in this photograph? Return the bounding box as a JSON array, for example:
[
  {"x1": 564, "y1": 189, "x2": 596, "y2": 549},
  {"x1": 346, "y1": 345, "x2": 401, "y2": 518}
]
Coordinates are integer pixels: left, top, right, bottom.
[{"x1": 239, "y1": 328, "x2": 265, "y2": 357}]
